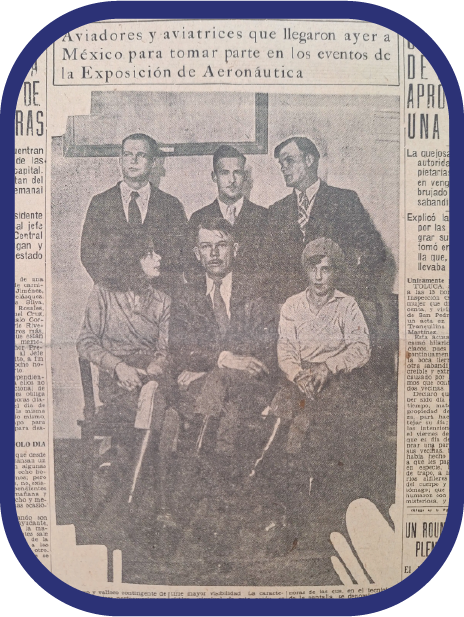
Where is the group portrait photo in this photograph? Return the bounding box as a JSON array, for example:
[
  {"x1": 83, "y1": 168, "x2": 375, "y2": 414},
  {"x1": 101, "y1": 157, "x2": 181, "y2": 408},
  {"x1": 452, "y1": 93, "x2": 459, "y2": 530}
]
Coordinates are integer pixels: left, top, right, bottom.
[{"x1": 51, "y1": 91, "x2": 399, "y2": 586}]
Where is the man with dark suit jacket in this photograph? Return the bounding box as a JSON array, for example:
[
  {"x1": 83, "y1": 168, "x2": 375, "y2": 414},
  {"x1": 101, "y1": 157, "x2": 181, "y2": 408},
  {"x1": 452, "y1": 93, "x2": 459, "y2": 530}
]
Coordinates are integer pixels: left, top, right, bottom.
[
  {"x1": 170, "y1": 217, "x2": 277, "y2": 459},
  {"x1": 262, "y1": 136, "x2": 387, "y2": 303},
  {"x1": 81, "y1": 133, "x2": 188, "y2": 291},
  {"x1": 188, "y1": 145, "x2": 267, "y2": 279}
]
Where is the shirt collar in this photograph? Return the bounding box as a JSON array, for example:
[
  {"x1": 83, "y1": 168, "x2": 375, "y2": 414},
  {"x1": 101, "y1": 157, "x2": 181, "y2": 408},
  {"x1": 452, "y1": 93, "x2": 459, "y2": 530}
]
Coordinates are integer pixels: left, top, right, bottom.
[
  {"x1": 206, "y1": 271, "x2": 233, "y2": 296},
  {"x1": 328, "y1": 289, "x2": 347, "y2": 303},
  {"x1": 296, "y1": 178, "x2": 321, "y2": 203},
  {"x1": 305, "y1": 287, "x2": 346, "y2": 308},
  {"x1": 120, "y1": 180, "x2": 151, "y2": 203},
  {"x1": 217, "y1": 196, "x2": 244, "y2": 220}
]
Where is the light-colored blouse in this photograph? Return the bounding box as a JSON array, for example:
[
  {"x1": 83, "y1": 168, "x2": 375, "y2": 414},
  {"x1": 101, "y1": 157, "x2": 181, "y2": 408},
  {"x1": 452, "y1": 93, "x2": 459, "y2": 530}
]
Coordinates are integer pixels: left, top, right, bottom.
[
  {"x1": 77, "y1": 284, "x2": 170, "y2": 375},
  {"x1": 278, "y1": 289, "x2": 371, "y2": 383}
]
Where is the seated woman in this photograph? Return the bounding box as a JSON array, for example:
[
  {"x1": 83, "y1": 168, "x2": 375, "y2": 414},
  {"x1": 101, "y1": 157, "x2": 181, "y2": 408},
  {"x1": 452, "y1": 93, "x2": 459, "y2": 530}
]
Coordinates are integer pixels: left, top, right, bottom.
[
  {"x1": 268, "y1": 237, "x2": 371, "y2": 539},
  {"x1": 76, "y1": 231, "x2": 177, "y2": 524}
]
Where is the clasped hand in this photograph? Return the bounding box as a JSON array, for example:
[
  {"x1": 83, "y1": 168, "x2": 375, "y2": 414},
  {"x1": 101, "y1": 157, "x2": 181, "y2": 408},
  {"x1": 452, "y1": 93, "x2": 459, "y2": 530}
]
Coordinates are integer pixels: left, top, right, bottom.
[
  {"x1": 221, "y1": 353, "x2": 270, "y2": 378},
  {"x1": 295, "y1": 363, "x2": 330, "y2": 398},
  {"x1": 115, "y1": 362, "x2": 147, "y2": 391},
  {"x1": 115, "y1": 359, "x2": 165, "y2": 391}
]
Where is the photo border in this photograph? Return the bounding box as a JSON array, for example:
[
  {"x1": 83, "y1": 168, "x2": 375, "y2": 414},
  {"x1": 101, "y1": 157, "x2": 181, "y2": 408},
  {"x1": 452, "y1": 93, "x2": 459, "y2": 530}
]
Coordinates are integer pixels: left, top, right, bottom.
[{"x1": 2, "y1": 2, "x2": 462, "y2": 615}]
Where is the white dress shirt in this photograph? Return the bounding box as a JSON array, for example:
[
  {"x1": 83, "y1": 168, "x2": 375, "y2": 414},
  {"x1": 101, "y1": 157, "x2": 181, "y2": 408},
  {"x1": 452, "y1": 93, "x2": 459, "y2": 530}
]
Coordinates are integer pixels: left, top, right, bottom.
[
  {"x1": 295, "y1": 178, "x2": 321, "y2": 219},
  {"x1": 120, "y1": 181, "x2": 151, "y2": 224},
  {"x1": 218, "y1": 196, "x2": 244, "y2": 224}
]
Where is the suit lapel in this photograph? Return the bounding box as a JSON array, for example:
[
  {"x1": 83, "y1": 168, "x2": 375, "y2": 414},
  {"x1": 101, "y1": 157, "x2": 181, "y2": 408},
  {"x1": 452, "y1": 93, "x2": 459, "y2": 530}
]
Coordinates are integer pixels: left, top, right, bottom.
[
  {"x1": 310, "y1": 181, "x2": 328, "y2": 219},
  {"x1": 143, "y1": 183, "x2": 160, "y2": 228},
  {"x1": 110, "y1": 183, "x2": 128, "y2": 226},
  {"x1": 288, "y1": 191, "x2": 299, "y2": 218},
  {"x1": 191, "y1": 276, "x2": 216, "y2": 320},
  {"x1": 234, "y1": 198, "x2": 250, "y2": 228},
  {"x1": 229, "y1": 276, "x2": 248, "y2": 323},
  {"x1": 306, "y1": 181, "x2": 330, "y2": 238},
  {"x1": 194, "y1": 278, "x2": 222, "y2": 342},
  {"x1": 209, "y1": 199, "x2": 223, "y2": 219}
]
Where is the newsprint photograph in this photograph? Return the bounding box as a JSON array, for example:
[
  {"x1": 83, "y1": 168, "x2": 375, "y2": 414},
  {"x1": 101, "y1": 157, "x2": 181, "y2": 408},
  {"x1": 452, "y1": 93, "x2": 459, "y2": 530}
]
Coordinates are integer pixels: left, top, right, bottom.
[{"x1": 13, "y1": 18, "x2": 449, "y2": 598}]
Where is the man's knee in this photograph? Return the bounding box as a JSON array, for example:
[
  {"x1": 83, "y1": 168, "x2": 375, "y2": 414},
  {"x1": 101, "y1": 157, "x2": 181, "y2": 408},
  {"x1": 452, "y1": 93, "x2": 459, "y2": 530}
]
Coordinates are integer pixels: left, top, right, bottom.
[
  {"x1": 199, "y1": 367, "x2": 232, "y2": 398},
  {"x1": 270, "y1": 383, "x2": 302, "y2": 421},
  {"x1": 207, "y1": 366, "x2": 239, "y2": 385}
]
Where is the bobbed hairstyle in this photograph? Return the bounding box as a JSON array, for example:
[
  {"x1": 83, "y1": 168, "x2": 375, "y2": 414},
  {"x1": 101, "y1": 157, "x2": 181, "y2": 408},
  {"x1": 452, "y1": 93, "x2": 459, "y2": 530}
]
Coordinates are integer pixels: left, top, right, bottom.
[
  {"x1": 102, "y1": 230, "x2": 160, "y2": 292},
  {"x1": 301, "y1": 237, "x2": 345, "y2": 272}
]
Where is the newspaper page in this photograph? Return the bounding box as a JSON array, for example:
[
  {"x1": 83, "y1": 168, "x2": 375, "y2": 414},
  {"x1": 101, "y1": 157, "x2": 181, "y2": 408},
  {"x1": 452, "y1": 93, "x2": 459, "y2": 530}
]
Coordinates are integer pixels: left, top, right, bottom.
[{"x1": 14, "y1": 18, "x2": 449, "y2": 598}]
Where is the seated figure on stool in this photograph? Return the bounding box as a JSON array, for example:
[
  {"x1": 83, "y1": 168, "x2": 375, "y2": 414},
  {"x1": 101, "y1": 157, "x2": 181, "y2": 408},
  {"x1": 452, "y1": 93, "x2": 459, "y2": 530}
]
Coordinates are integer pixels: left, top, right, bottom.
[
  {"x1": 269, "y1": 237, "x2": 372, "y2": 546},
  {"x1": 76, "y1": 231, "x2": 177, "y2": 525},
  {"x1": 170, "y1": 217, "x2": 277, "y2": 477}
]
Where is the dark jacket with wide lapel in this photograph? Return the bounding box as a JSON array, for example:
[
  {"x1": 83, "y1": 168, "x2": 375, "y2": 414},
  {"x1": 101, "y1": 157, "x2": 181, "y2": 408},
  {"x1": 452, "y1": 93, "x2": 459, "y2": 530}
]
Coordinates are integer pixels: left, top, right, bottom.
[
  {"x1": 81, "y1": 182, "x2": 188, "y2": 286},
  {"x1": 262, "y1": 181, "x2": 387, "y2": 302},
  {"x1": 187, "y1": 198, "x2": 268, "y2": 278},
  {"x1": 169, "y1": 274, "x2": 277, "y2": 378}
]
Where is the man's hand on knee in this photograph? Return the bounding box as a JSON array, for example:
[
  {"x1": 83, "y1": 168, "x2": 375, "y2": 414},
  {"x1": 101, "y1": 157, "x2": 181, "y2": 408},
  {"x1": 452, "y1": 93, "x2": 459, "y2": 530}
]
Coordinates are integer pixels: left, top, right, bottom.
[
  {"x1": 146, "y1": 361, "x2": 164, "y2": 377},
  {"x1": 177, "y1": 370, "x2": 206, "y2": 390},
  {"x1": 219, "y1": 352, "x2": 269, "y2": 378}
]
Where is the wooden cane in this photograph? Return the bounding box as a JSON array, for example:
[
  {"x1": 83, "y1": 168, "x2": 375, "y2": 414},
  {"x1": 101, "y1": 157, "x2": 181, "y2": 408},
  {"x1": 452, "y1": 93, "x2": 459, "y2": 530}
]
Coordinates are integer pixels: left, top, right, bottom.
[
  {"x1": 128, "y1": 429, "x2": 151, "y2": 504},
  {"x1": 249, "y1": 417, "x2": 281, "y2": 477},
  {"x1": 195, "y1": 414, "x2": 209, "y2": 454}
]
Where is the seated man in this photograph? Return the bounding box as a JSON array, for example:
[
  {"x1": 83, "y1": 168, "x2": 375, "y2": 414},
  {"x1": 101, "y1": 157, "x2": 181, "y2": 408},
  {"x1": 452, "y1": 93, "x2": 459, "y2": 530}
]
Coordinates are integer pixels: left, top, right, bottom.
[
  {"x1": 187, "y1": 145, "x2": 268, "y2": 280},
  {"x1": 76, "y1": 231, "x2": 177, "y2": 523},
  {"x1": 170, "y1": 217, "x2": 277, "y2": 469},
  {"x1": 268, "y1": 237, "x2": 372, "y2": 540}
]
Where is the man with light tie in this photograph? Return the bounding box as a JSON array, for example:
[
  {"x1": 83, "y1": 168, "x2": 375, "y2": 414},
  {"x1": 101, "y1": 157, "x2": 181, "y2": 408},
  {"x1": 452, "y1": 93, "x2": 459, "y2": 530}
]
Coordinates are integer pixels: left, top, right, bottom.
[
  {"x1": 188, "y1": 145, "x2": 267, "y2": 279},
  {"x1": 170, "y1": 217, "x2": 277, "y2": 467}
]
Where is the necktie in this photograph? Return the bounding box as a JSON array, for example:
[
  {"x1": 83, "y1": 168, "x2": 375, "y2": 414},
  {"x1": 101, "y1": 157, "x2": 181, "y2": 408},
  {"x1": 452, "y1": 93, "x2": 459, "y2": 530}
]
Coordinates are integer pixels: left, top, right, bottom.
[
  {"x1": 225, "y1": 204, "x2": 236, "y2": 225},
  {"x1": 212, "y1": 280, "x2": 229, "y2": 336},
  {"x1": 128, "y1": 191, "x2": 142, "y2": 226},
  {"x1": 297, "y1": 191, "x2": 311, "y2": 236}
]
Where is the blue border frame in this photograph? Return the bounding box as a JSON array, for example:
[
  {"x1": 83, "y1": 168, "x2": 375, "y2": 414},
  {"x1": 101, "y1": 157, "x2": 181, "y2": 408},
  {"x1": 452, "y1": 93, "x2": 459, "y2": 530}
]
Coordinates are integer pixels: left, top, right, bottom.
[{"x1": 2, "y1": 2, "x2": 462, "y2": 615}]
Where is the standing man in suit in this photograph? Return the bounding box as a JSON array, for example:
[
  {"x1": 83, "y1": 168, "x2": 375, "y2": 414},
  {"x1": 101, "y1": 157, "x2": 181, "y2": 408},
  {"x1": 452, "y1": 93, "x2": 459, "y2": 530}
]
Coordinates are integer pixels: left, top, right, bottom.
[
  {"x1": 262, "y1": 136, "x2": 386, "y2": 303},
  {"x1": 170, "y1": 217, "x2": 277, "y2": 461},
  {"x1": 81, "y1": 133, "x2": 188, "y2": 291},
  {"x1": 188, "y1": 145, "x2": 267, "y2": 279}
]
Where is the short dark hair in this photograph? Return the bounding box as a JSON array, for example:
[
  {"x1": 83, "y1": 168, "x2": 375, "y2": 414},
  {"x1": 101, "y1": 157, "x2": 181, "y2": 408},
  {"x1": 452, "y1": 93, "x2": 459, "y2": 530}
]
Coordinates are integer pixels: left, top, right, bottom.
[
  {"x1": 213, "y1": 145, "x2": 246, "y2": 173},
  {"x1": 196, "y1": 217, "x2": 236, "y2": 243},
  {"x1": 122, "y1": 133, "x2": 162, "y2": 158},
  {"x1": 274, "y1": 137, "x2": 320, "y2": 164}
]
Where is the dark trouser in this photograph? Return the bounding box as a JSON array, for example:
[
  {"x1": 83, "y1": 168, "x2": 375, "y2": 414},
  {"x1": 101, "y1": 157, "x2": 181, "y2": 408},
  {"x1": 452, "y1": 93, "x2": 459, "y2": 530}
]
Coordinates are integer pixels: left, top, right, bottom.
[
  {"x1": 268, "y1": 369, "x2": 379, "y2": 531},
  {"x1": 97, "y1": 351, "x2": 176, "y2": 429},
  {"x1": 178, "y1": 367, "x2": 273, "y2": 455},
  {"x1": 95, "y1": 356, "x2": 179, "y2": 512}
]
